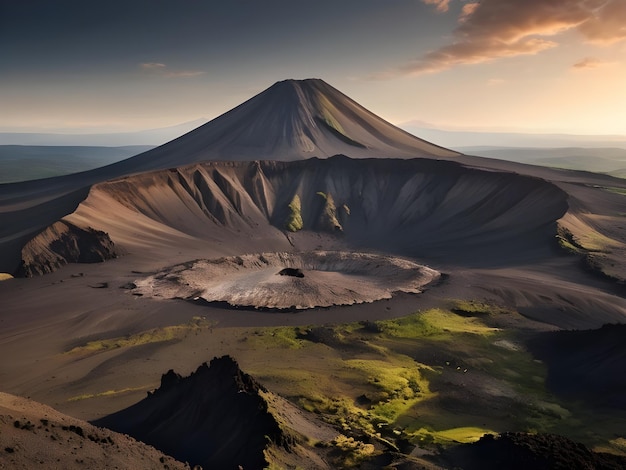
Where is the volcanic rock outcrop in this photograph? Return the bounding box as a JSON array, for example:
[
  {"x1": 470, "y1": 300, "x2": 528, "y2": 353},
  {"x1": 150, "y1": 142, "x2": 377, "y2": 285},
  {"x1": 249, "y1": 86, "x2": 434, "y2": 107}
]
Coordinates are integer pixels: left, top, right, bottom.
[
  {"x1": 440, "y1": 432, "x2": 626, "y2": 470},
  {"x1": 16, "y1": 220, "x2": 117, "y2": 277},
  {"x1": 94, "y1": 356, "x2": 326, "y2": 469}
]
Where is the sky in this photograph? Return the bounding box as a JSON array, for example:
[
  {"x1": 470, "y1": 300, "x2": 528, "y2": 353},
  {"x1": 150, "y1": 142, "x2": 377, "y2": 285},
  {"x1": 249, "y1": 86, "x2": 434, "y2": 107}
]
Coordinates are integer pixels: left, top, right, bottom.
[{"x1": 1, "y1": 0, "x2": 625, "y2": 136}]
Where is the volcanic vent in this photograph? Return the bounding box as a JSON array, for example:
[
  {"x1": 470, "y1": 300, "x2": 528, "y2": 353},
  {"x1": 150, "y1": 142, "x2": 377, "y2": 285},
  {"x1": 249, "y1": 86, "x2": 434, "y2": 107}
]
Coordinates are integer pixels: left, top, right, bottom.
[{"x1": 133, "y1": 251, "x2": 440, "y2": 310}]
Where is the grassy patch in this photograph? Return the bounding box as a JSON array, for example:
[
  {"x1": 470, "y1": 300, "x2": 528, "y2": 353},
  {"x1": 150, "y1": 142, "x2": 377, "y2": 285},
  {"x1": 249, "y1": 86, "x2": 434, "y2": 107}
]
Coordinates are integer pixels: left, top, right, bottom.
[
  {"x1": 328, "y1": 434, "x2": 377, "y2": 468},
  {"x1": 212, "y1": 304, "x2": 622, "y2": 457},
  {"x1": 316, "y1": 191, "x2": 342, "y2": 232},
  {"x1": 68, "y1": 385, "x2": 149, "y2": 402},
  {"x1": 66, "y1": 316, "x2": 210, "y2": 356},
  {"x1": 410, "y1": 426, "x2": 494, "y2": 445},
  {"x1": 376, "y1": 309, "x2": 498, "y2": 340},
  {"x1": 451, "y1": 299, "x2": 514, "y2": 316},
  {"x1": 285, "y1": 194, "x2": 303, "y2": 232},
  {"x1": 345, "y1": 356, "x2": 434, "y2": 424},
  {"x1": 247, "y1": 327, "x2": 303, "y2": 350}
]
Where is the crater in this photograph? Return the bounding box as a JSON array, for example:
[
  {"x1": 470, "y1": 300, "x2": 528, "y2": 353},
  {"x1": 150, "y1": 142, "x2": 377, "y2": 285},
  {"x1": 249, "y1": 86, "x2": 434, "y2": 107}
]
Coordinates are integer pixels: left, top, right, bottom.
[
  {"x1": 277, "y1": 267, "x2": 304, "y2": 278},
  {"x1": 132, "y1": 251, "x2": 440, "y2": 310}
]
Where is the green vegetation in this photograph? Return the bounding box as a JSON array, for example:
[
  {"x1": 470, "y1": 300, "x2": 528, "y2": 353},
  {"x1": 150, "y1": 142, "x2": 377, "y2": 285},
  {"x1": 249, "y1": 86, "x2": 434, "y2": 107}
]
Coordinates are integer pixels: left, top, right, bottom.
[
  {"x1": 556, "y1": 226, "x2": 584, "y2": 254},
  {"x1": 91, "y1": 300, "x2": 624, "y2": 464},
  {"x1": 247, "y1": 327, "x2": 303, "y2": 350},
  {"x1": 234, "y1": 302, "x2": 624, "y2": 460},
  {"x1": 376, "y1": 308, "x2": 498, "y2": 339},
  {"x1": 285, "y1": 194, "x2": 303, "y2": 232},
  {"x1": 451, "y1": 299, "x2": 514, "y2": 316},
  {"x1": 328, "y1": 434, "x2": 376, "y2": 468},
  {"x1": 66, "y1": 316, "x2": 210, "y2": 356},
  {"x1": 411, "y1": 426, "x2": 495, "y2": 445},
  {"x1": 557, "y1": 221, "x2": 617, "y2": 254},
  {"x1": 68, "y1": 386, "x2": 149, "y2": 402},
  {"x1": 316, "y1": 191, "x2": 342, "y2": 232}
]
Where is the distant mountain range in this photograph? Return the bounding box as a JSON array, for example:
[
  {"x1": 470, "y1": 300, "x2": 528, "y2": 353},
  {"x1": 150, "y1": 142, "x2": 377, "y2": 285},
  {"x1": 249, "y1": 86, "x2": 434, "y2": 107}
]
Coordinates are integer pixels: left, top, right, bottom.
[
  {"x1": 0, "y1": 119, "x2": 208, "y2": 147},
  {"x1": 0, "y1": 145, "x2": 154, "y2": 183},
  {"x1": 400, "y1": 124, "x2": 626, "y2": 149},
  {"x1": 3, "y1": 90, "x2": 625, "y2": 181}
]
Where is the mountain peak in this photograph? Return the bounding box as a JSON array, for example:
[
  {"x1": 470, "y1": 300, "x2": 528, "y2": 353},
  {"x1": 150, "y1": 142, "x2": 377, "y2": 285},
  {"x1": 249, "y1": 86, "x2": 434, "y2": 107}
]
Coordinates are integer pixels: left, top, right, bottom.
[{"x1": 119, "y1": 78, "x2": 458, "y2": 173}]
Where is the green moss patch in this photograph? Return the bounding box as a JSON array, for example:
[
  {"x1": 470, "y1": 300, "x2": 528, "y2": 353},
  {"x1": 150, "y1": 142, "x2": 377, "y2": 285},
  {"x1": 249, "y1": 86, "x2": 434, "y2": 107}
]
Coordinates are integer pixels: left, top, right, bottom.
[
  {"x1": 285, "y1": 194, "x2": 303, "y2": 232},
  {"x1": 66, "y1": 317, "x2": 210, "y2": 356}
]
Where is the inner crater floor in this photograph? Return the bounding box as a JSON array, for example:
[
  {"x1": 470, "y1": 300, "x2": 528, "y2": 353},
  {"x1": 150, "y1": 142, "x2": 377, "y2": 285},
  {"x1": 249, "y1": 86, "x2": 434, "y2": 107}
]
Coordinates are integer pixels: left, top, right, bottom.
[{"x1": 132, "y1": 251, "x2": 441, "y2": 310}]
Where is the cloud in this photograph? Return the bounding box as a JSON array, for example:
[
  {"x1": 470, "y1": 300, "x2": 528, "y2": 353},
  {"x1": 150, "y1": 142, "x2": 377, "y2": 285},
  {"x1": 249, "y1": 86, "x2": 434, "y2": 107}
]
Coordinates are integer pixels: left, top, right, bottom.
[
  {"x1": 140, "y1": 62, "x2": 167, "y2": 70},
  {"x1": 394, "y1": 0, "x2": 626, "y2": 77},
  {"x1": 459, "y1": 3, "x2": 480, "y2": 22},
  {"x1": 139, "y1": 62, "x2": 204, "y2": 78},
  {"x1": 572, "y1": 57, "x2": 610, "y2": 69},
  {"x1": 578, "y1": 0, "x2": 626, "y2": 44},
  {"x1": 422, "y1": 0, "x2": 451, "y2": 13}
]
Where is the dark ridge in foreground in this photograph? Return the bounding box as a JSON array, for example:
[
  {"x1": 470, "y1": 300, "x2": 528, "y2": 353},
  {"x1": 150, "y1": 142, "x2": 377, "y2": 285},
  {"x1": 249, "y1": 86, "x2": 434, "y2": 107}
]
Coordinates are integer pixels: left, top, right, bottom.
[
  {"x1": 440, "y1": 432, "x2": 626, "y2": 470},
  {"x1": 527, "y1": 323, "x2": 626, "y2": 408},
  {"x1": 93, "y1": 356, "x2": 293, "y2": 469}
]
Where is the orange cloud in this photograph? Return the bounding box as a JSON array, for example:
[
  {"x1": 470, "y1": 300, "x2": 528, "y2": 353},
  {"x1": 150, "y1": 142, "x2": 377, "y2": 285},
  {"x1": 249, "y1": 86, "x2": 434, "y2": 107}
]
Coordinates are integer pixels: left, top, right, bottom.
[
  {"x1": 422, "y1": 0, "x2": 451, "y2": 13},
  {"x1": 394, "y1": 0, "x2": 625, "y2": 77},
  {"x1": 578, "y1": 0, "x2": 626, "y2": 44},
  {"x1": 459, "y1": 3, "x2": 479, "y2": 22},
  {"x1": 572, "y1": 57, "x2": 610, "y2": 69}
]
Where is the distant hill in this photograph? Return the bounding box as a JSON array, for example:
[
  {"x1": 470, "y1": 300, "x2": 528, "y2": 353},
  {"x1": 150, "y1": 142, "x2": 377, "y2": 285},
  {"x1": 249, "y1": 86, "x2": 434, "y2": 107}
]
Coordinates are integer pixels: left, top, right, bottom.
[
  {"x1": 399, "y1": 124, "x2": 626, "y2": 149},
  {"x1": 0, "y1": 118, "x2": 207, "y2": 146},
  {"x1": 0, "y1": 145, "x2": 153, "y2": 183},
  {"x1": 455, "y1": 146, "x2": 626, "y2": 175}
]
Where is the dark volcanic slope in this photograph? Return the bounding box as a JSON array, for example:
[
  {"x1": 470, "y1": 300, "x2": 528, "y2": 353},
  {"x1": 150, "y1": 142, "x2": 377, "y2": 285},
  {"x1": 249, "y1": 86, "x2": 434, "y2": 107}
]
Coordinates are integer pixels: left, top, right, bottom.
[
  {"x1": 94, "y1": 356, "x2": 294, "y2": 470},
  {"x1": 527, "y1": 323, "x2": 626, "y2": 408},
  {"x1": 441, "y1": 432, "x2": 626, "y2": 470},
  {"x1": 122, "y1": 78, "x2": 458, "y2": 172},
  {"x1": 21, "y1": 157, "x2": 568, "y2": 275}
]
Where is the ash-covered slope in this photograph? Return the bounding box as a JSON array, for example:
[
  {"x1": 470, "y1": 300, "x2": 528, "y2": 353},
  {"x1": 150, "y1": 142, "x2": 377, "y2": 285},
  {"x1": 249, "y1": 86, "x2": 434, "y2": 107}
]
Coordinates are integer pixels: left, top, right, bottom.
[
  {"x1": 0, "y1": 392, "x2": 188, "y2": 469},
  {"x1": 94, "y1": 356, "x2": 330, "y2": 469},
  {"x1": 118, "y1": 78, "x2": 458, "y2": 174}
]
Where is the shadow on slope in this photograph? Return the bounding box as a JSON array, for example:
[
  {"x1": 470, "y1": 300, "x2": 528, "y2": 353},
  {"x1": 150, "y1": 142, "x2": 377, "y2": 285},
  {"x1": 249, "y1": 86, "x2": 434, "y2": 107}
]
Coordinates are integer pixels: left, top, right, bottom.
[
  {"x1": 527, "y1": 323, "x2": 626, "y2": 409},
  {"x1": 440, "y1": 432, "x2": 626, "y2": 470}
]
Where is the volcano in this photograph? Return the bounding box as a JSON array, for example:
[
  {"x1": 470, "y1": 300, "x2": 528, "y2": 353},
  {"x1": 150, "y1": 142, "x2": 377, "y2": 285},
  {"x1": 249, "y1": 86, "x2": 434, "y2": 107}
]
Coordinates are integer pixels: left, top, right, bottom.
[{"x1": 117, "y1": 78, "x2": 458, "y2": 174}]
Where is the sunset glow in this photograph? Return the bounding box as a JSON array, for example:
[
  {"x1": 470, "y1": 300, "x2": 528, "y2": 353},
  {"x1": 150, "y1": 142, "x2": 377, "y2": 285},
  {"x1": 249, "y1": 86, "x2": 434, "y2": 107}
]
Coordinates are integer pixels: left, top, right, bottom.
[{"x1": 1, "y1": 0, "x2": 624, "y2": 135}]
